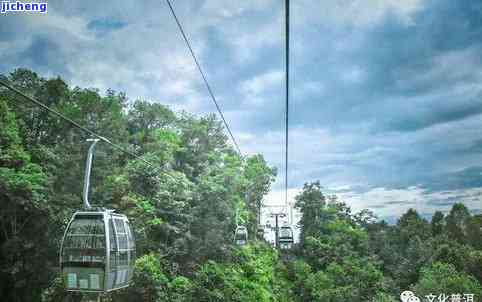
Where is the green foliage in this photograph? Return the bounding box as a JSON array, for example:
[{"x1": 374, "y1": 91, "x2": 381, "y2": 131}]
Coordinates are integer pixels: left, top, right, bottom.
[
  {"x1": 272, "y1": 262, "x2": 294, "y2": 302},
  {"x1": 3, "y1": 69, "x2": 482, "y2": 302},
  {"x1": 371, "y1": 292, "x2": 398, "y2": 302},
  {"x1": 287, "y1": 256, "x2": 386, "y2": 302},
  {"x1": 1, "y1": 69, "x2": 279, "y2": 302},
  {"x1": 432, "y1": 243, "x2": 482, "y2": 283},
  {"x1": 413, "y1": 262, "x2": 482, "y2": 298},
  {"x1": 168, "y1": 276, "x2": 193, "y2": 302},
  {"x1": 0, "y1": 98, "x2": 50, "y2": 301},
  {"x1": 290, "y1": 182, "x2": 391, "y2": 301},
  {"x1": 431, "y1": 211, "x2": 445, "y2": 236},
  {"x1": 467, "y1": 214, "x2": 482, "y2": 250},
  {"x1": 294, "y1": 181, "x2": 326, "y2": 242},
  {"x1": 296, "y1": 182, "x2": 371, "y2": 272},
  {"x1": 446, "y1": 203, "x2": 471, "y2": 244},
  {"x1": 130, "y1": 254, "x2": 170, "y2": 301},
  {"x1": 121, "y1": 253, "x2": 193, "y2": 302},
  {"x1": 41, "y1": 277, "x2": 66, "y2": 302},
  {"x1": 290, "y1": 260, "x2": 313, "y2": 301},
  {"x1": 311, "y1": 258, "x2": 385, "y2": 301},
  {"x1": 396, "y1": 208, "x2": 431, "y2": 245},
  {"x1": 192, "y1": 243, "x2": 278, "y2": 302}
]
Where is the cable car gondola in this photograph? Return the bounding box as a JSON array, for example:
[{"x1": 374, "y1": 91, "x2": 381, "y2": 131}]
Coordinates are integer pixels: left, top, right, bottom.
[
  {"x1": 278, "y1": 224, "x2": 294, "y2": 250},
  {"x1": 234, "y1": 226, "x2": 248, "y2": 246},
  {"x1": 256, "y1": 225, "x2": 264, "y2": 240},
  {"x1": 59, "y1": 139, "x2": 136, "y2": 292},
  {"x1": 60, "y1": 210, "x2": 136, "y2": 292}
]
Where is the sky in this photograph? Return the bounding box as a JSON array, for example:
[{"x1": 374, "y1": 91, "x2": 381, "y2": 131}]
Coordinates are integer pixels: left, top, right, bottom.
[{"x1": 1, "y1": 0, "x2": 482, "y2": 222}]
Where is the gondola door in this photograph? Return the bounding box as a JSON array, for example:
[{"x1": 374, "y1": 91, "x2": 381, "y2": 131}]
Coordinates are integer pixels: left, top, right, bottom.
[
  {"x1": 106, "y1": 214, "x2": 134, "y2": 291},
  {"x1": 60, "y1": 212, "x2": 107, "y2": 292}
]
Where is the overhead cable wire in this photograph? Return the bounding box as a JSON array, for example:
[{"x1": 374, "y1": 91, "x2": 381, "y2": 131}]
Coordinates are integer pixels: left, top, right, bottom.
[
  {"x1": 0, "y1": 79, "x2": 177, "y2": 181},
  {"x1": 284, "y1": 0, "x2": 290, "y2": 207},
  {"x1": 164, "y1": 0, "x2": 242, "y2": 155}
]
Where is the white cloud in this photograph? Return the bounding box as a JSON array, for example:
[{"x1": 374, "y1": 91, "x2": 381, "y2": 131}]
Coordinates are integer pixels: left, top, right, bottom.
[
  {"x1": 22, "y1": 7, "x2": 92, "y2": 41},
  {"x1": 262, "y1": 185, "x2": 482, "y2": 227},
  {"x1": 293, "y1": 81, "x2": 325, "y2": 103},
  {"x1": 264, "y1": 188, "x2": 300, "y2": 208},
  {"x1": 201, "y1": 0, "x2": 274, "y2": 20},
  {"x1": 294, "y1": 0, "x2": 424, "y2": 28},
  {"x1": 13, "y1": 3, "x2": 209, "y2": 114},
  {"x1": 221, "y1": 11, "x2": 283, "y2": 63},
  {"x1": 239, "y1": 70, "x2": 283, "y2": 105},
  {"x1": 338, "y1": 186, "x2": 482, "y2": 219},
  {"x1": 341, "y1": 66, "x2": 366, "y2": 83}
]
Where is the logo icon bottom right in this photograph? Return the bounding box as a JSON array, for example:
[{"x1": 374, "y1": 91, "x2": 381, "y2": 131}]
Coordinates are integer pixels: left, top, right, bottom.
[{"x1": 400, "y1": 291, "x2": 421, "y2": 302}]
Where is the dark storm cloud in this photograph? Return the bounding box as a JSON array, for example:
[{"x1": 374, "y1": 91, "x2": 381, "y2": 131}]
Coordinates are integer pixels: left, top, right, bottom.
[
  {"x1": 465, "y1": 139, "x2": 482, "y2": 154},
  {"x1": 426, "y1": 166, "x2": 482, "y2": 191},
  {"x1": 18, "y1": 36, "x2": 70, "y2": 76},
  {"x1": 20, "y1": 36, "x2": 56, "y2": 64},
  {"x1": 286, "y1": 0, "x2": 482, "y2": 133},
  {"x1": 360, "y1": 2, "x2": 482, "y2": 96},
  {"x1": 425, "y1": 198, "x2": 460, "y2": 207},
  {"x1": 0, "y1": 15, "x2": 21, "y2": 42},
  {"x1": 273, "y1": 0, "x2": 482, "y2": 199}
]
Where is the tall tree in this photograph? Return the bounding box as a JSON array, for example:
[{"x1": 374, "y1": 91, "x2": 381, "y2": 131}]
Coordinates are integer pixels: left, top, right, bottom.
[
  {"x1": 0, "y1": 98, "x2": 49, "y2": 301},
  {"x1": 294, "y1": 181, "x2": 326, "y2": 243},
  {"x1": 431, "y1": 211, "x2": 445, "y2": 236},
  {"x1": 446, "y1": 203, "x2": 471, "y2": 244}
]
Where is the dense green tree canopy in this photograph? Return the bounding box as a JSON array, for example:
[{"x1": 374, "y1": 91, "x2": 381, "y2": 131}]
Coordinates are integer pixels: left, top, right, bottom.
[{"x1": 0, "y1": 69, "x2": 481, "y2": 302}]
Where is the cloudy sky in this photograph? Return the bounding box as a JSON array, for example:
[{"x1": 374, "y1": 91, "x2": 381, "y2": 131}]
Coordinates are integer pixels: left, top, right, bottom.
[{"x1": 2, "y1": 0, "x2": 482, "y2": 222}]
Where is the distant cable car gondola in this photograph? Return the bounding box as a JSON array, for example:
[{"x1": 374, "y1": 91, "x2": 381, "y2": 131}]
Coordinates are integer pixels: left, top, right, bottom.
[
  {"x1": 59, "y1": 139, "x2": 136, "y2": 292},
  {"x1": 278, "y1": 224, "x2": 294, "y2": 250},
  {"x1": 256, "y1": 225, "x2": 264, "y2": 240},
  {"x1": 234, "y1": 226, "x2": 248, "y2": 246}
]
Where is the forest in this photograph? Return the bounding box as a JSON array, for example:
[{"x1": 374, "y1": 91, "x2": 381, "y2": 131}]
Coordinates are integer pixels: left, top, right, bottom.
[{"x1": 0, "y1": 69, "x2": 481, "y2": 301}]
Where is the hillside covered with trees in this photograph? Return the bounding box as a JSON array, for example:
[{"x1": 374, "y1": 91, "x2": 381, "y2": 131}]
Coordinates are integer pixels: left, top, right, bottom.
[{"x1": 0, "y1": 69, "x2": 481, "y2": 301}]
